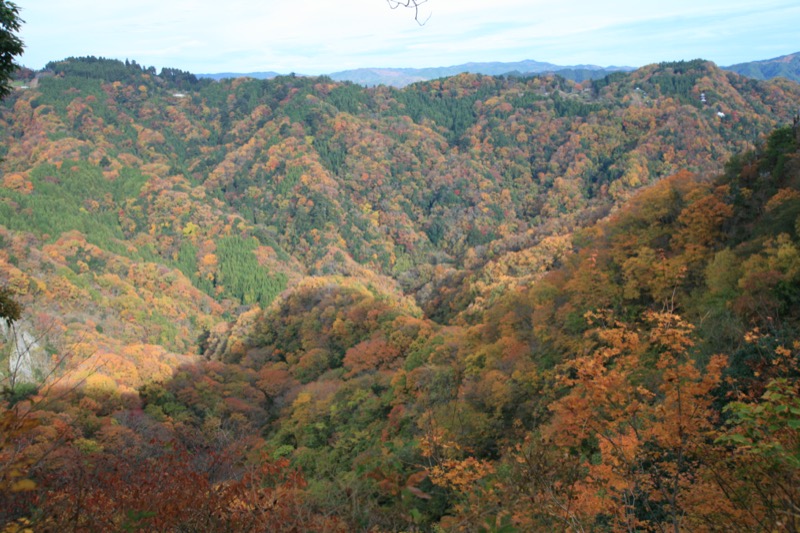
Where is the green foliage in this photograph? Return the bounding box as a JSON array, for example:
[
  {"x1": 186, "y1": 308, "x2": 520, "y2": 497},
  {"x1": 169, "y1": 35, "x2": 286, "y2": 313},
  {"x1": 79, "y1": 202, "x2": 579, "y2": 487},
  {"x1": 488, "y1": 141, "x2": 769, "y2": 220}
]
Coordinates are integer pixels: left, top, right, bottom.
[
  {"x1": 35, "y1": 73, "x2": 105, "y2": 113},
  {"x1": 216, "y1": 236, "x2": 287, "y2": 306},
  {"x1": 0, "y1": 0, "x2": 23, "y2": 99},
  {"x1": 3, "y1": 58, "x2": 800, "y2": 532},
  {"x1": 722, "y1": 127, "x2": 800, "y2": 244},
  {"x1": 0, "y1": 161, "x2": 146, "y2": 253},
  {"x1": 46, "y1": 56, "x2": 155, "y2": 83},
  {"x1": 175, "y1": 241, "x2": 213, "y2": 295},
  {"x1": 761, "y1": 126, "x2": 798, "y2": 179},
  {"x1": 726, "y1": 53, "x2": 800, "y2": 83},
  {"x1": 720, "y1": 378, "x2": 800, "y2": 468},
  {"x1": 551, "y1": 93, "x2": 602, "y2": 117},
  {"x1": 158, "y1": 67, "x2": 209, "y2": 90},
  {"x1": 0, "y1": 286, "x2": 21, "y2": 324},
  {"x1": 1, "y1": 381, "x2": 36, "y2": 405},
  {"x1": 327, "y1": 83, "x2": 370, "y2": 114},
  {"x1": 591, "y1": 70, "x2": 630, "y2": 94},
  {"x1": 394, "y1": 76, "x2": 498, "y2": 143}
]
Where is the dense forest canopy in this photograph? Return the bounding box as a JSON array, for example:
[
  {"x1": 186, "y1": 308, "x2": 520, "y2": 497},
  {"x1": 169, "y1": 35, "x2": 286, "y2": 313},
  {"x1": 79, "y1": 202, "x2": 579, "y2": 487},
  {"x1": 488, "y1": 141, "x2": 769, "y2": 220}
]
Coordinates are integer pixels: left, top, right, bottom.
[{"x1": 1, "y1": 56, "x2": 800, "y2": 531}]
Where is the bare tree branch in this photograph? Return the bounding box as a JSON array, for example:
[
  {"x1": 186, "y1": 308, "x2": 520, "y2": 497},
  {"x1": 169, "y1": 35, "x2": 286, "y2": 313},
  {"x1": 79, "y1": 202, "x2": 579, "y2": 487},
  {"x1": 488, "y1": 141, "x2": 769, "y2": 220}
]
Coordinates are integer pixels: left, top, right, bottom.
[{"x1": 387, "y1": 0, "x2": 431, "y2": 25}]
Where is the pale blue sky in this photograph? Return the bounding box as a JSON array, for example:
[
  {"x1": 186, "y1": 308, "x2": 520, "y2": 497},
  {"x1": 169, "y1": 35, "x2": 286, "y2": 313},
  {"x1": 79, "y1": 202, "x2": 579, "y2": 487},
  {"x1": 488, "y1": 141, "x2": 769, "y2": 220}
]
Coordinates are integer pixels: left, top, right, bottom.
[{"x1": 17, "y1": 0, "x2": 800, "y2": 74}]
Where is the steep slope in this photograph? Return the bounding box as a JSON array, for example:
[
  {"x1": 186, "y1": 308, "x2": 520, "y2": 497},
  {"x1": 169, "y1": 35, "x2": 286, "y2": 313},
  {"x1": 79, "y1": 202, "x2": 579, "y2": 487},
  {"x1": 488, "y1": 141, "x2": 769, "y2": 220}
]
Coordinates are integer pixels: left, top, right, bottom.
[
  {"x1": 0, "y1": 57, "x2": 799, "y2": 384},
  {"x1": 139, "y1": 125, "x2": 800, "y2": 531},
  {"x1": 137, "y1": 123, "x2": 800, "y2": 531},
  {"x1": 2, "y1": 53, "x2": 800, "y2": 530}
]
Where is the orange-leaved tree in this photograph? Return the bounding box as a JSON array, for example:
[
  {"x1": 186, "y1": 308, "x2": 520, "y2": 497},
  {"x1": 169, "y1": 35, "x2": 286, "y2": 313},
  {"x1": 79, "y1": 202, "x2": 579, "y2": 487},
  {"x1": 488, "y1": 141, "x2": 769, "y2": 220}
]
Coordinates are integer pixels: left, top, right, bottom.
[{"x1": 543, "y1": 310, "x2": 730, "y2": 531}]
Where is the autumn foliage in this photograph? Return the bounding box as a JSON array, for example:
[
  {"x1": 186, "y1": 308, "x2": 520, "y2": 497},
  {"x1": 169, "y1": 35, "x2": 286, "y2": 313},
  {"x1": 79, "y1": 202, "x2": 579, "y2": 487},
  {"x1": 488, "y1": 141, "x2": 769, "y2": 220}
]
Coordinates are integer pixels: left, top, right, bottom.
[{"x1": 2, "y1": 58, "x2": 800, "y2": 530}]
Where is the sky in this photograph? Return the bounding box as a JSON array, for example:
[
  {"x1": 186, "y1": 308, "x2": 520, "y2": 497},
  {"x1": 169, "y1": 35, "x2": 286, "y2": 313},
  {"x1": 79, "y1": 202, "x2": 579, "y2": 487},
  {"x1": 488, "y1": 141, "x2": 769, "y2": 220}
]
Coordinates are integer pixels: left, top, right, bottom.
[{"x1": 17, "y1": 0, "x2": 800, "y2": 75}]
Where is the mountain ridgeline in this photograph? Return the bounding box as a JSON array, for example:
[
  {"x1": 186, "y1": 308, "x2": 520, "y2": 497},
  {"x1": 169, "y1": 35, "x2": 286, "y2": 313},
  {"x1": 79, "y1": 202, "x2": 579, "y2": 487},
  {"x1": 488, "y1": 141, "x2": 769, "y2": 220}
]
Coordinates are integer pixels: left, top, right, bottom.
[
  {"x1": 1, "y1": 55, "x2": 800, "y2": 531},
  {"x1": 725, "y1": 51, "x2": 800, "y2": 83},
  {"x1": 0, "y1": 54, "x2": 798, "y2": 379},
  {"x1": 324, "y1": 59, "x2": 633, "y2": 87}
]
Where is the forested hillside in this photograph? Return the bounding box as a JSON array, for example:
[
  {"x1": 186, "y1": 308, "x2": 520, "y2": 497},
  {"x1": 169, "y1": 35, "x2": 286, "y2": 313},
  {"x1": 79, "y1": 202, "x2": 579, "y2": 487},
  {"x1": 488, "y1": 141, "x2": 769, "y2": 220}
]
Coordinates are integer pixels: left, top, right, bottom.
[
  {"x1": 725, "y1": 52, "x2": 800, "y2": 83},
  {"x1": 2, "y1": 56, "x2": 800, "y2": 531}
]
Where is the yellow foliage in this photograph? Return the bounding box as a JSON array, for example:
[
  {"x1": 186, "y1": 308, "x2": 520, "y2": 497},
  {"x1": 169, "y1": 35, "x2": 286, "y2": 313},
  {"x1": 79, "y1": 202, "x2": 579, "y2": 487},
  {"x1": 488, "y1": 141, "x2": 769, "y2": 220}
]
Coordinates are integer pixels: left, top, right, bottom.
[
  {"x1": 429, "y1": 457, "x2": 495, "y2": 492},
  {"x1": 1, "y1": 173, "x2": 32, "y2": 194},
  {"x1": 765, "y1": 188, "x2": 800, "y2": 212},
  {"x1": 2, "y1": 517, "x2": 34, "y2": 533}
]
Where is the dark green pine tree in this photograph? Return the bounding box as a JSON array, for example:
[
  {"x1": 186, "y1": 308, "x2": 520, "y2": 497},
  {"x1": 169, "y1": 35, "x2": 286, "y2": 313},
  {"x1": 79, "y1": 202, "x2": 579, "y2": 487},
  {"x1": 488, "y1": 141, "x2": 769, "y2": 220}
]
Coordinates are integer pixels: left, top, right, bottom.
[{"x1": 0, "y1": 0, "x2": 23, "y2": 99}]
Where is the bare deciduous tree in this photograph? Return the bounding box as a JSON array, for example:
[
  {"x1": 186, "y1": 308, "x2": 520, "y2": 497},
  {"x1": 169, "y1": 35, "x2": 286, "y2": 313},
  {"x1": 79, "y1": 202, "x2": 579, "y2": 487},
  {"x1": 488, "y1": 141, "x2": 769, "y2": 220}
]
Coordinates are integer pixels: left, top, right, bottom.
[{"x1": 387, "y1": 0, "x2": 431, "y2": 25}]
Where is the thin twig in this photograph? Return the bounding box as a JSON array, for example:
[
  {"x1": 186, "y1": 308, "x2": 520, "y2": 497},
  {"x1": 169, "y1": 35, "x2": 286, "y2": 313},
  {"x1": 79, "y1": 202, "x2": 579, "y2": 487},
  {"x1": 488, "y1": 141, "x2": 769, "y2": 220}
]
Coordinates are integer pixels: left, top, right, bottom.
[{"x1": 386, "y1": 0, "x2": 431, "y2": 25}]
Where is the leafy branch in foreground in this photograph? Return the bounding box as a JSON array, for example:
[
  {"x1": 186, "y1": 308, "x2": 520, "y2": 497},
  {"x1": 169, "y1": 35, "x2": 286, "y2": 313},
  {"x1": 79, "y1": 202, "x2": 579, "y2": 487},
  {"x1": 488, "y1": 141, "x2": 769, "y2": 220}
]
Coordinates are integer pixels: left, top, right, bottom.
[{"x1": 0, "y1": 0, "x2": 23, "y2": 98}]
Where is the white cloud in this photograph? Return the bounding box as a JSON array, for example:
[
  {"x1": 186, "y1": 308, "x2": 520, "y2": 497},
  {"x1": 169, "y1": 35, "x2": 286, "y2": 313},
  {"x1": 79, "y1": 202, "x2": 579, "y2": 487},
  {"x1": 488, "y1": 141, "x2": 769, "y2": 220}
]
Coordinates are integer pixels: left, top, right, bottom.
[{"x1": 17, "y1": 0, "x2": 800, "y2": 73}]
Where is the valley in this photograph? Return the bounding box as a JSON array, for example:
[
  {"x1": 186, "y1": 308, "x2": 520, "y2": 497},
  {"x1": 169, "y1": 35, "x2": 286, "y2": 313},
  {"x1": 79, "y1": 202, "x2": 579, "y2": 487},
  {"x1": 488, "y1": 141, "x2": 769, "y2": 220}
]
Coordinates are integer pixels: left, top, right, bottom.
[{"x1": 2, "y1": 56, "x2": 800, "y2": 531}]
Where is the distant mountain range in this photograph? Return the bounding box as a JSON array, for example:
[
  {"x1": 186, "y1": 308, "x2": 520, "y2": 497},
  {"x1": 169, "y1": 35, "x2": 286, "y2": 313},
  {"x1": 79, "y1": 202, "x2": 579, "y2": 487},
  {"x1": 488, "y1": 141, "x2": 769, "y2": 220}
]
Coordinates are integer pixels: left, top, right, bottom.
[
  {"x1": 724, "y1": 52, "x2": 800, "y2": 83},
  {"x1": 326, "y1": 60, "x2": 634, "y2": 87},
  {"x1": 196, "y1": 53, "x2": 800, "y2": 88},
  {"x1": 198, "y1": 59, "x2": 634, "y2": 87},
  {"x1": 5, "y1": 53, "x2": 800, "y2": 532},
  {"x1": 197, "y1": 71, "x2": 281, "y2": 81}
]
